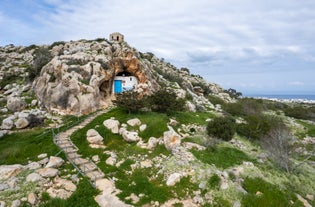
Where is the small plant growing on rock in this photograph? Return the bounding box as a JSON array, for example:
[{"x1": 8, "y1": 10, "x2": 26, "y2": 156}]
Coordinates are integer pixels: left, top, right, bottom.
[{"x1": 206, "y1": 116, "x2": 236, "y2": 141}]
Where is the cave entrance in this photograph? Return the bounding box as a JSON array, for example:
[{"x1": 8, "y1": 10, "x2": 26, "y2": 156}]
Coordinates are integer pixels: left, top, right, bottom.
[{"x1": 113, "y1": 71, "x2": 138, "y2": 94}]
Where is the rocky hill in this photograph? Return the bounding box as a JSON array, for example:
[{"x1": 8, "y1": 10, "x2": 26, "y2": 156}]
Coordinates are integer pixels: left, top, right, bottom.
[{"x1": 0, "y1": 38, "x2": 314, "y2": 207}]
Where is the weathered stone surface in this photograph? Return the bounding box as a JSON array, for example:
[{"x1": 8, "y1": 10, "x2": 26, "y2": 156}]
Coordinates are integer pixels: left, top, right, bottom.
[
  {"x1": 11, "y1": 200, "x2": 21, "y2": 207},
  {"x1": 45, "y1": 156, "x2": 64, "y2": 168},
  {"x1": 37, "y1": 168, "x2": 59, "y2": 178},
  {"x1": 27, "y1": 192, "x2": 37, "y2": 205},
  {"x1": 14, "y1": 117, "x2": 29, "y2": 129},
  {"x1": 127, "y1": 118, "x2": 141, "y2": 127},
  {"x1": 26, "y1": 173, "x2": 42, "y2": 182},
  {"x1": 7, "y1": 96, "x2": 26, "y2": 112},
  {"x1": 54, "y1": 177, "x2": 77, "y2": 192},
  {"x1": 166, "y1": 173, "x2": 182, "y2": 186},
  {"x1": 47, "y1": 188, "x2": 72, "y2": 200},
  {"x1": 92, "y1": 155, "x2": 100, "y2": 162},
  {"x1": 147, "y1": 137, "x2": 159, "y2": 150},
  {"x1": 1, "y1": 117, "x2": 14, "y2": 130},
  {"x1": 163, "y1": 126, "x2": 181, "y2": 151},
  {"x1": 0, "y1": 164, "x2": 23, "y2": 180},
  {"x1": 297, "y1": 194, "x2": 312, "y2": 207},
  {"x1": 38, "y1": 153, "x2": 47, "y2": 159},
  {"x1": 119, "y1": 128, "x2": 140, "y2": 142},
  {"x1": 103, "y1": 118, "x2": 120, "y2": 134},
  {"x1": 26, "y1": 162, "x2": 41, "y2": 170},
  {"x1": 86, "y1": 129, "x2": 104, "y2": 144},
  {"x1": 139, "y1": 124, "x2": 147, "y2": 132}
]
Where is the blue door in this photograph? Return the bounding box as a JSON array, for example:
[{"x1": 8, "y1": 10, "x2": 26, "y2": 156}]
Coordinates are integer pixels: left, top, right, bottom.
[{"x1": 114, "y1": 80, "x2": 122, "y2": 93}]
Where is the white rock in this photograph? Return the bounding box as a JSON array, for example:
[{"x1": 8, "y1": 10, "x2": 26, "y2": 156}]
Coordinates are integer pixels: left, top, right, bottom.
[
  {"x1": 38, "y1": 157, "x2": 49, "y2": 165},
  {"x1": 139, "y1": 124, "x2": 147, "y2": 132},
  {"x1": 7, "y1": 96, "x2": 26, "y2": 112},
  {"x1": 92, "y1": 155, "x2": 100, "y2": 162},
  {"x1": 103, "y1": 119, "x2": 120, "y2": 134},
  {"x1": 140, "y1": 160, "x2": 152, "y2": 168},
  {"x1": 54, "y1": 177, "x2": 77, "y2": 192},
  {"x1": 86, "y1": 129, "x2": 104, "y2": 144},
  {"x1": 15, "y1": 118, "x2": 29, "y2": 129},
  {"x1": 38, "y1": 153, "x2": 47, "y2": 159},
  {"x1": 31, "y1": 100, "x2": 38, "y2": 106},
  {"x1": 0, "y1": 201, "x2": 5, "y2": 207},
  {"x1": 11, "y1": 200, "x2": 21, "y2": 207},
  {"x1": 27, "y1": 193, "x2": 37, "y2": 205},
  {"x1": 37, "y1": 168, "x2": 59, "y2": 178},
  {"x1": 297, "y1": 194, "x2": 312, "y2": 207},
  {"x1": 46, "y1": 156, "x2": 64, "y2": 168},
  {"x1": 127, "y1": 118, "x2": 141, "y2": 127},
  {"x1": 166, "y1": 173, "x2": 182, "y2": 186},
  {"x1": 163, "y1": 126, "x2": 181, "y2": 151},
  {"x1": 0, "y1": 164, "x2": 23, "y2": 180},
  {"x1": 95, "y1": 179, "x2": 115, "y2": 194},
  {"x1": 119, "y1": 128, "x2": 140, "y2": 142},
  {"x1": 26, "y1": 173, "x2": 42, "y2": 182},
  {"x1": 106, "y1": 157, "x2": 117, "y2": 166},
  {"x1": 47, "y1": 188, "x2": 72, "y2": 200},
  {"x1": 1, "y1": 117, "x2": 14, "y2": 130},
  {"x1": 26, "y1": 162, "x2": 41, "y2": 170},
  {"x1": 147, "y1": 137, "x2": 159, "y2": 150}
]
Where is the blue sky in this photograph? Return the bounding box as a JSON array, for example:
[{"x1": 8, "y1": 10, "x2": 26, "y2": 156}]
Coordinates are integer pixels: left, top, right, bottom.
[{"x1": 1, "y1": 0, "x2": 315, "y2": 95}]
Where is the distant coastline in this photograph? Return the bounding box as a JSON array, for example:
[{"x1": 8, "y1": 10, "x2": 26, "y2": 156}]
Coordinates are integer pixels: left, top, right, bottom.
[{"x1": 245, "y1": 94, "x2": 315, "y2": 104}]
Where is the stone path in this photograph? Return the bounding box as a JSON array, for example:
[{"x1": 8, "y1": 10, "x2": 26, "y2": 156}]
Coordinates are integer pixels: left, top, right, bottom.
[{"x1": 53, "y1": 110, "x2": 107, "y2": 186}]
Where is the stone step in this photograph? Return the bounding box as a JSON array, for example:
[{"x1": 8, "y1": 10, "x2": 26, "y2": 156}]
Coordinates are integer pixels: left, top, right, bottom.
[
  {"x1": 86, "y1": 171, "x2": 104, "y2": 181},
  {"x1": 80, "y1": 162, "x2": 97, "y2": 173},
  {"x1": 73, "y1": 157, "x2": 89, "y2": 165},
  {"x1": 68, "y1": 153, "x2": 81, "y2": 160}
]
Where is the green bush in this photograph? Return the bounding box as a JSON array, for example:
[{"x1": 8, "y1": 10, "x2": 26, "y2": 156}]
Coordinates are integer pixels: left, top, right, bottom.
[
  {"x1": 206, "y1": 116, "x2": 236, "y2": 141},
  {"x1": 113, "y1": 91, "x2": 146, "y2": 114},
  {"x1": 149, "y1": 87, "x2": 185, "y2": 114},
  {"x1": 223, "y1": 98, "x2": 265, "y2": 116},
  {"x1": 28, "y1": 47, "x2": 52, "y2": 81},
  {"x1": 284, "y1": 105, "x2": 315, "y2": 121}
]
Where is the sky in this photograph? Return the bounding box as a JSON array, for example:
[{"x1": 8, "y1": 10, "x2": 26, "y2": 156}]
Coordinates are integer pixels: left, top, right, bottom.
[{"x1": 1, "y1": 0, "x2": 315, "y2": 95}]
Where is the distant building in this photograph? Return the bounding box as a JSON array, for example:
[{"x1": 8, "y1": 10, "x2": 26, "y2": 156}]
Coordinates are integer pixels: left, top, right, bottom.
[
  {"x1": 113, "y1": 71, "x2": 138, "y2": 94},
  {"x1": 109, "y1": 32, "x2": 124, "y2": 42}
]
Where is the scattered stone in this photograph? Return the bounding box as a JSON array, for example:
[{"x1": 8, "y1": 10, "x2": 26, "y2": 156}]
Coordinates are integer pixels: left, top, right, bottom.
[
  {"x1": 169, "y1": 119, "x2": 179, "y2": 126},
  {"x1": 140, "y1": 160, "x2": 152, "y2": 168},
  {"x1": 86, "y1": 129, "x2": 104, "y2": 144},
  {"x1": 54, "y1": 177, "x2": 77, "y2": 192},
  {"x1": 119, "y1": 128, "x2": 140, "y2": 142},
  {"x1": 147, "y1": 137, "x2": 159, "y2": 150},
  {"x1": 14, "y1": 117, "x2": 29, "y2": 129},
  {"x1": 26, "y1": 173, "x2": 42, "y2": 182},
  {"x1": 47, "y1": 188, "x2": 72, "y2": 200},
  {"x1": 0, "y1": 183, "x2": 9, "y2": 191},
  {"x1": 297, "y1": 194, "x2": 312, "y2": 207},
  {"x1": 11, "y1": 200, "x2": 21, "y2": 207},
  {"x1": 163, "y1": 126, "x2": 181, "y2": 151},
  {"x1": 92, "y1": 155, "x2": 100, "y2": 162},
  {"x1": 38, "y1": 158, "x2": 49, "y2": 165},
  {"x1": 26, "y1": 162, "x2": 41, "y2": 170},
  {"x1": 31, "y1": 100, "x2": 38, "y2": 107},
  {"x1": 46, "y1": 156, "x2": 64, "y2": 168},
  {"x1": 0, "y1": 201, "x2": 5, "y2": 207},
  {"x1": 256, "y1": 191, "x2": 263, "y2": 196},
  {"x1": 127, "y1": 118, "x2": 141, "y2": 127},
  {"x1": 306, "y1": 194, "x2": 314, "y2": 201},
  {"x1": 106, "y1": 153, "x2": 117, "y2": 166},
  {"x1": 233, "y1": 201, "x2": 241, "y2": 207},
  {"x1": 1, "y1": 117, "x2": 14, "y2": 130},
  {"x1": 0, "y1": 164, "x2": 23, "y2": 180},
  {"x1": 7, "y1": 96, "x2": 26, "y2": 112},
  {"x1": 103, "y1": 118, "x2": 120, "y2": 134},
  {"x1": 38, "y1": 153, "x2": 47, "y2": 159},
  {"x1": 27, "y1": 193, "x2": 37, "y2": 205},
  {"x1": 126, "y1": 193, "x2": 140, "y2": 204},
  {"x1": 166, "y1": 173, "x2": 182, "y2": 186},
  {"x1": 37, "y1": 168, "x2": 59, "y2": 178},
  {"x1": 139, "y1": 124, "x2": 147, "y2": 132}
]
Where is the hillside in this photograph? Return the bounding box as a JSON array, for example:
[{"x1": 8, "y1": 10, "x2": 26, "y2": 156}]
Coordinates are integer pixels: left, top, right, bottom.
[{"x1": 0, "y1": 38, "x2": 314, "y2": 207}]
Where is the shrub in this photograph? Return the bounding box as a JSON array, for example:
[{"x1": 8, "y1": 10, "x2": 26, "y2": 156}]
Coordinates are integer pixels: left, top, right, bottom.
[
  {"x1": 284, "y1": 105, "x2": 315, "y2": 121},
  {"x1": 206, "y1": 116, "x2": 236, "y2": 141},
  {"x1": 28, "y1": 47, "x2": 52, "y2": 81},
  {"x1": 223, "y1": 98, "x2": 265, "y2": 116},
  {"x1": 113, "y1": 91, "x2": 146, "y2": 114},
  {"x1": 27, "y1": 114, "x2": 44, "y2": 128},
  {"x1": 149, "y1": 87, "x2": 185, "y2": 114}
]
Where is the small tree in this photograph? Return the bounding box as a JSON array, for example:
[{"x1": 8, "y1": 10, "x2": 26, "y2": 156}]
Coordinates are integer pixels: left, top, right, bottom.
[
  {"x1": 113, "y1": 91, "x2": 146, "y2": 114},
  {"x1": 261, "y1": 125, "x2": 294, "y2": 173},
  {"x1": 149, "y1": 87, "x2": 185, "y2": 114},
  {"x1": 207, "y1": 116, "x2": 236, "y2": 141}
]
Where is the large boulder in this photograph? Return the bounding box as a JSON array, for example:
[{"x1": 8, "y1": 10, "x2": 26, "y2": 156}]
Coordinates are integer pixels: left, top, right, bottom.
[
  {"x1": 127, "y1": 118, "x2": 141, "y2": 127},
  {"x1": 163, "y1": 126, "x2": 181, "y2": 151},
  {"x1": 119, "y1": 128, "x2": 140, "y2": 142},
  {"x1": 45, "y1": 156, "x2": 64, "y2": 168},
  {"x1": 37, "y1": 168, "x2": 59, "y2": 178},
  {"x1": 0, "y1": 164, "x2": 24, "y2": 180},
  {"x1": 1, "y1": 117, "x2": 14, "y2": 130},
  {"x1": 7, "y1": 96, "x2": 26, "y2": 112},
  {"x1": 103, "y1": 118, "x2": 120, "y2": 134},
  {"x1": 14, "y1": 117, "x2": 29, "y2": 129}
]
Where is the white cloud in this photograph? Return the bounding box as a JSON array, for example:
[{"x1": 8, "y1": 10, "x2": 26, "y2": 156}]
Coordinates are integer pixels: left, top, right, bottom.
[{"x1": 289, "y1": 81, "x2": 305, "y2": 86}]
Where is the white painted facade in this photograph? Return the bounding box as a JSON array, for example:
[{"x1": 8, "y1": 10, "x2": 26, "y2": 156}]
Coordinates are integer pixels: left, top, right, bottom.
[{"x1": 113, "y1": 76, "x2": 138, "y2": 93}]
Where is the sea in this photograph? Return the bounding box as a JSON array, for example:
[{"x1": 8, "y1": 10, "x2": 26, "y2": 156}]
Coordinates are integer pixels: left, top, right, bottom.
[{"x1": 245, "y1": 94, "x2": 315, "y2": 103}]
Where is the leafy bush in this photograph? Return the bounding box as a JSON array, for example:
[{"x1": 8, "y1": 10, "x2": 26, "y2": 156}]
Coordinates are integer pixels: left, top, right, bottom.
[
  {"x1": 113, "y1": 91, "x2": 146, "y2": 113},
  {"x1": 0, "y1": 73, "x2": 22, "y2": 89},
  {"x1": 206, "y1": 116, "x2": 236, "y2": 141},
  {"x1": 207, "y1": 95, "x2": 225, "y2": 106},
  {"x1": 284, "y1": 105, "x2": 315, "y2": 121},
  {"x1": 27, "y1": 114, "x2": 44, "y2": 128},
  {"x1": 207, "y1": 174, "x2": 221, "y2": 189},
  {"x1": 223, "y1": 98, "x2": 265, "y2": 116},
  {"x1": 149, "y1": 87, "x2": 185, "y2": 114},
  {"x1": 28, "y1": 47, "x2": 52, "y2": 81}
]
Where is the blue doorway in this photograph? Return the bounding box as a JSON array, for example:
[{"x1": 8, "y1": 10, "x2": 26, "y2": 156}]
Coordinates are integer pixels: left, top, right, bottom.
[{"x1": 114, "y1": 80, "x2": 122, "y2": 93}]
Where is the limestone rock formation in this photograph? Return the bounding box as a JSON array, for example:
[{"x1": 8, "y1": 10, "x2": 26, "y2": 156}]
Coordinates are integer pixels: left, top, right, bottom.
[
  {"x1": 163, "y1": 126, "x2": 181, "y2": 151},
  {"x1": 103, "y1": 118, "x2": 120, "y2": 134}
]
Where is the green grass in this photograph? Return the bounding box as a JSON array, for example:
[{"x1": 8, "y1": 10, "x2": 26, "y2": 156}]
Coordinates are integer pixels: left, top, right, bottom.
[
  {"x1": 0, "y1": 129, "x2": 58, "y2": 165},
  {"x1": 172, "y1": 111, "x2": 215, "y2": 125},
  {"x1": 296, "y1": 120, "x2": 315, "y2": 137},
  {"x1": 191, "y1": 146, "x2": 255, "y2": 169},
  {"x1": 241, "y1": 177, "x2": 301, "y2": 207}
]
